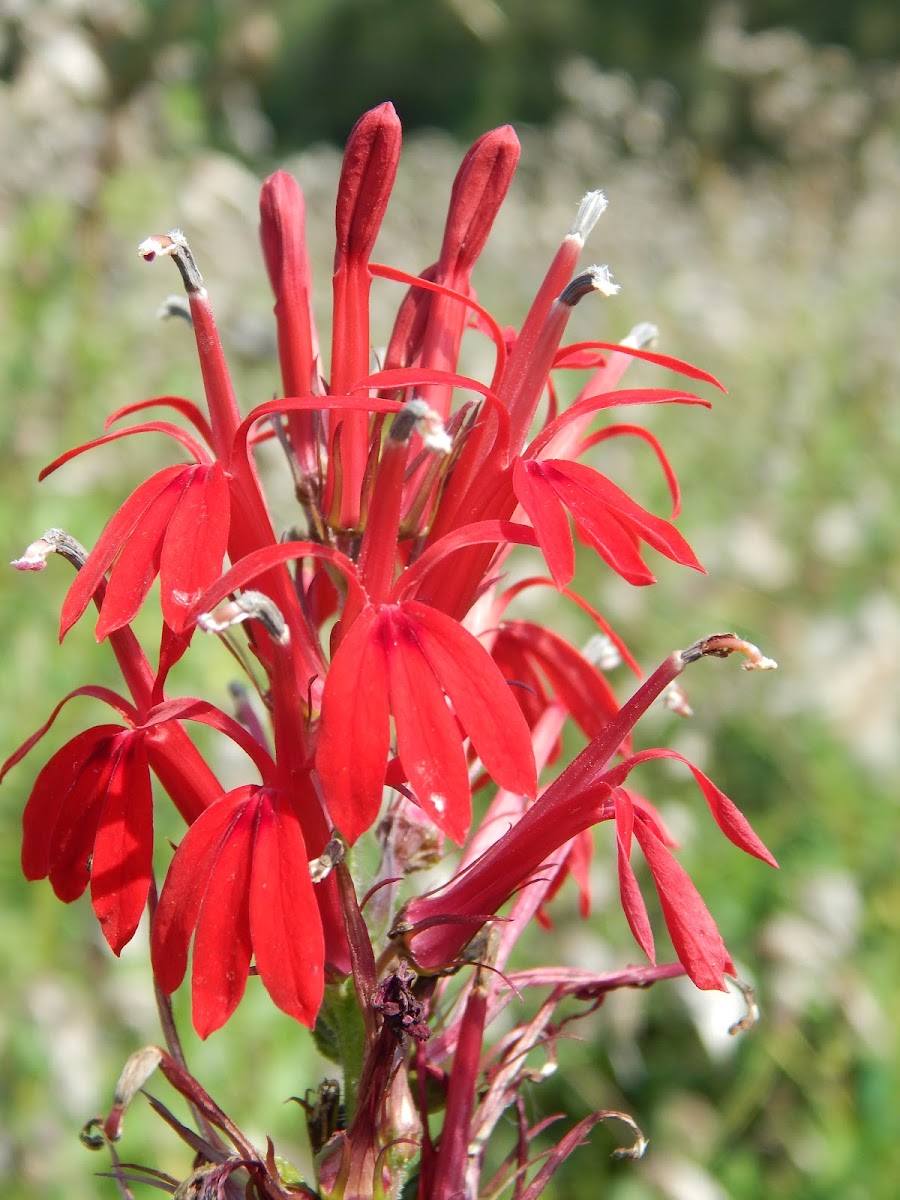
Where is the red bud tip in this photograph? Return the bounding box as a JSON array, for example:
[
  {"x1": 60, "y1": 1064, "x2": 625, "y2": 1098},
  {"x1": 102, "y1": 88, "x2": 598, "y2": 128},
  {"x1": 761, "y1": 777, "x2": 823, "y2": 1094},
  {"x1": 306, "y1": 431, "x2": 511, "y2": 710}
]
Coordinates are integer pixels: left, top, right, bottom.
[
  {"x1": 335, "y1": 101, "x2": 402, "y2": 260},
  {"x1": 440, "y1": 124, "x2": 521, "y2": 276}
]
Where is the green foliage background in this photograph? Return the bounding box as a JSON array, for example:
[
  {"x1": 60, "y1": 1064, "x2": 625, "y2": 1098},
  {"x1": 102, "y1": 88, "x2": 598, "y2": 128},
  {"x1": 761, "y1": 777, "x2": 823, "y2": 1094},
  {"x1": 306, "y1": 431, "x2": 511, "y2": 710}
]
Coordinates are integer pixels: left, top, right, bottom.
[{"x1": 1, "y1": 2, "x2": 898, "y2": 1197}]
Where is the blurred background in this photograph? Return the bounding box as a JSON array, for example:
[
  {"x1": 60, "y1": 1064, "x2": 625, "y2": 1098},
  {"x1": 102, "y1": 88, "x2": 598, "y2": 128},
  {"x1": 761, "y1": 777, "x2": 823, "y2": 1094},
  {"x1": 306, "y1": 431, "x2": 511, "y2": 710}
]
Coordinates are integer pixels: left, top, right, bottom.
[{"x1": 1, "y1": 1, "x2": 898, "y2": 1197}]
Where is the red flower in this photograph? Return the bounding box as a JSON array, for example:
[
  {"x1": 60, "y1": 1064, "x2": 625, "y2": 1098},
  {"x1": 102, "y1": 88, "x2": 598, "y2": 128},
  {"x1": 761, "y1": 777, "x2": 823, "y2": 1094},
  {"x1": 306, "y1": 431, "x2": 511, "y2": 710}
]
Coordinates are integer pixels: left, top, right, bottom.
[
  {"x1": 8, "y1": 89, "x2": 778, "y2": 1061},
  {"x1": 55, "y1": 459, "x2": 230, "y2": 640},
  {"x1": 19, "y1": 723, "x2": 153, "y2": 954},
  {"x1": 317, "y1": 600, "x2": 537, "y2": 845},
  {"x1": 151, "y1": 783, "x2": 324, "y2": 1037},
  {"x1": 396, "y1": 638, "x2": 777, "y2": 987},
  {"x1": 3, "y1": 683, "x2": 272, "y2": 959},
  {"x1": 513, "y1": 456, "x2": 703, "y2": 588}
]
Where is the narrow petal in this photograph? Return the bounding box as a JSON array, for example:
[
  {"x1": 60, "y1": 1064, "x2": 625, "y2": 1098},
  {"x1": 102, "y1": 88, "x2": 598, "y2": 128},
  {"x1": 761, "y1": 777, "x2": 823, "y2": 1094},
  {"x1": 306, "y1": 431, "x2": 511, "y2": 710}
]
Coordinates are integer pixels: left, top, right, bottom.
[
  {"x1": 490, "y1": 632, "x2": 551, "y2": 735},
  {"x1": 1, "y1": 687, "x2": 136, "y2": 784},
  {"x1": 385, "y1": 608, "x2": 471, "y2": 843},
  {"x1": 404, "y1": 601, "x2": 537, "y2": 799},
  {"x1": 316, "y1": 606, "x2": 391, "y2": 844},
  {"x1": 21, "y1": 725, "x2": 121, "y2": 881},
  {"x1": 152, "y1": 789, "x2": 253, "y2": 994},
  {"x1": 549, "y1": 460, "x2": 703, "y2": 572},
  {"x1": 569, "y1": 828, "x2": 594, "y2": 918},
  {"x1": 607, "y1": 748, "x2": 777, "y2": 866},
  {"x1": 60, "y1": 465, "x2": 185, "y2": 639},
  {"x1": 90, "y1": 734, "x2": 153, "y2": 954},
  {"x1": 614, "y1": 791, "x2": 654, "y2": 962},
  {"x1": 96, "y1": 472, "x2": 190, "y2": 639},
  {"x1": 673, "y1": 753, "x2": 778, "y2": 866},
  {"x1": 633, "y1": 817, "x2": 733, "y2": 991},
  {"x1": 250, "y1": 790, "x2": 324, "y2": 1027},
  {"x1": 501, "y1": 619, "x2": 620, "y2": 740},
  {"x1": 512, "y1": 457, "x2": 574, "y2": 587},
  {"x1": 191, "y1": 797, "x2": 256, "y2": 1037},
  {"x1": 159, "y1": 463, "x2": 230, "y2": 631}
]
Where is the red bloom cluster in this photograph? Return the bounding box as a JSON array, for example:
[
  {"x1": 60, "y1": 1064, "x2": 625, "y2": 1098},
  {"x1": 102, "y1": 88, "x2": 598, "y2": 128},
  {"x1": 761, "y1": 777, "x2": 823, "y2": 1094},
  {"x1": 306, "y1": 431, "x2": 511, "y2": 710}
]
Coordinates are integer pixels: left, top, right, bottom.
[{"x1": 6, "y1": 102, "x2": 775, "y2": 1072}]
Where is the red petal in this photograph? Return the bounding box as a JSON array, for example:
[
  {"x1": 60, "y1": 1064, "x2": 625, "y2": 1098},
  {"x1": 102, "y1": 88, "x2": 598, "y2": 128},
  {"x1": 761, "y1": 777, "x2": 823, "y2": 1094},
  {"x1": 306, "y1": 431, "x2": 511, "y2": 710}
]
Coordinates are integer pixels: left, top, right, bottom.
[
  {"x1": 90, "y1": 734, "x2": 153, "y2": 954},
  {"x1": 160, "y1": 463, "x2": 230, "y2": 631},
  {"x1": 250, "y1": 791, "x2": 324, "y2": 1027},
  {"x1": 633, "y1": 818, "x2": 733, "y2": 991},
  {"x1": 317, "y1": 607, "x2": 390, "y2": 844},
  {"x1": 583, "y1": 423, "x2": 682, "y2": 518},
  {"x1": 145, "y1": 696, "x2": 275, "y2": 782},
  {"x1": 404, "y1": 601, "x2": 537, "y2": 799},
  {"x1": 184, "y1": 539, "x2": 364, "y2": 629},
  {"x1": 558, "y1": 340, "x2": 726, "y2": 391},
  {"x1": 151, "y1": 789, "x2": 252, "y2": 994},
  {"x1": 542, "y1": 462, "x2": 657, "y2": 584},
  {"x1": 678, "y1": 757, "x2": 778, "y2": 866},
  {"x1": 59, "y1": 465, "x2": 185, "y2": 639},
  {"x1": 569, "y1": 828, "x2": 594, "y2": 918},
  {"x1": 191, "y1": 796, "x2": 256, "y2": 1037},
  {"x1": 614, "y1": 791, "x2": 654, "y2": 962},
  {"x1": 47, "y1": 736, "x2": 135, "y2": 906},
  {"x1": 550, "y1": 460, "x2": 702, "y2": 572},
  {"x1": 528, "y1": 387, "x2": 710, "y2": 461},
  {"x1": 20, "y1": 726, "x2": 121, "y2": 882},
  {"x1": 512, "y1": 457, "x2": 574, "y2": 586},
  {"x1": 96, "y1": 473, "x2": 189, "y2": 638},
  {"x1": 105, "y1": 395, "x2": 214, "y2": 446},
  {"x1": 491, "y1": 632, "x2": 550, "y2": 732},
  {"x1": 385, "y1": 608, "x2": 471, "y2": 842},
  {"x1": 609, "y1": 748, "x2": 777, "y2": 867},
  {"x1": 39, "y1": 423, "x2": 208, "y2": 483},
  {"x1": 502, "y1": 620, "x2": 619, "y2": 740},
  {"x1": 1, "y1": 687, "x2": 136, "y2": 784}
]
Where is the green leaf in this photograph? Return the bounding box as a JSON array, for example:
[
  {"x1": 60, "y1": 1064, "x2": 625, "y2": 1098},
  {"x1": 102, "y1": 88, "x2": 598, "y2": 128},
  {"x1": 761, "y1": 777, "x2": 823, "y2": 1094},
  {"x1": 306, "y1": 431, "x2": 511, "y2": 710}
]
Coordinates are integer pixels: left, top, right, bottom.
[{"x1": 313, "y1": 979, "x2": 367, "y2": 1122}]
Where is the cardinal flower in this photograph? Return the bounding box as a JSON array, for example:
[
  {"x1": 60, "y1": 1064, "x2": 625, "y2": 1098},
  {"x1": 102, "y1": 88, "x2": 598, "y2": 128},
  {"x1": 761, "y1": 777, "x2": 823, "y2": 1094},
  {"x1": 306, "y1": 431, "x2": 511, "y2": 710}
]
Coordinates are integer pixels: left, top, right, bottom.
[
  {"x1": 512, "y1": 455, "x2": 703, "y2": 588},
  {"x1": 316, "y1": 600, "x2": 537, "y2": 845},
  {"x1": 35, "y1": 416, "x2": 230, "y2": 642},
  {"x1": 18, "y1": 721, "x2": 153, "y2": 954},
  {"x1": 151, "y1": 783, "x2": 325, "y2": 1038},
  {"x1": 396, "y1": 636, "x2": 777, "y2": 986},
  {"x1": 2, "y1": 674, "x2": 270, "y2": 960},
  {"x1": 7, "y1": 96, "x2": 777, "y2": 1061}
]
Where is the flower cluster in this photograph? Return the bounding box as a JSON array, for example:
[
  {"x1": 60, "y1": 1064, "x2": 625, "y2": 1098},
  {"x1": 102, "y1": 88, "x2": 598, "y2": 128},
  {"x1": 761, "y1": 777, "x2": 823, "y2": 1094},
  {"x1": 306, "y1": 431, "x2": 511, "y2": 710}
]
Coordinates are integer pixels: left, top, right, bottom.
[{"x1": 5, "y1": 102, "x2": 776, "y2": 1199}]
